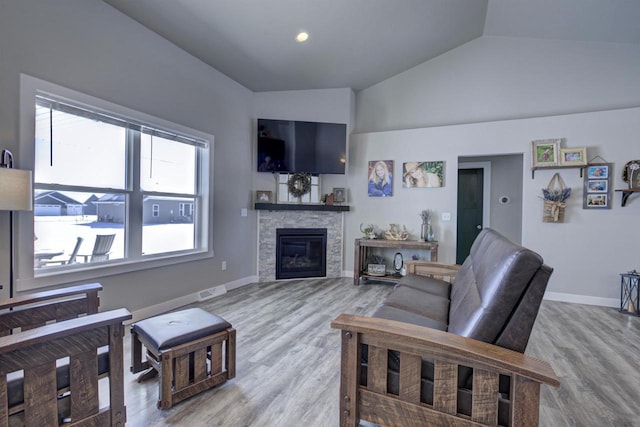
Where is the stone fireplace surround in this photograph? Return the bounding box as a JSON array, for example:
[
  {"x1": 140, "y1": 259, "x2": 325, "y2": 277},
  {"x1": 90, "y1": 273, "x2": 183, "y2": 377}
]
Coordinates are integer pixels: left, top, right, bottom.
[{"x1": 257, "y1": 208, "x2": 345, "y2": 282}]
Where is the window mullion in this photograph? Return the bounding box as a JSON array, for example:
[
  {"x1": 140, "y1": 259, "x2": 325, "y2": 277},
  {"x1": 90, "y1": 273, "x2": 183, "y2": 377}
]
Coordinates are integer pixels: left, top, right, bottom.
[{"x1": 127, "y1": 128, "x2": 143, "y2": 260}]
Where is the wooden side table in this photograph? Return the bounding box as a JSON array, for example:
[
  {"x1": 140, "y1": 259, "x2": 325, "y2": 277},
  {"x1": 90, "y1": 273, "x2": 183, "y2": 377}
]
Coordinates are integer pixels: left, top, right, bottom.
[
  {"x1": 619, "y1": 272, "x2": 640, "y2": 316},
  {"x1": 353, "y1": 238, "x2": 438, "y2": 285}
]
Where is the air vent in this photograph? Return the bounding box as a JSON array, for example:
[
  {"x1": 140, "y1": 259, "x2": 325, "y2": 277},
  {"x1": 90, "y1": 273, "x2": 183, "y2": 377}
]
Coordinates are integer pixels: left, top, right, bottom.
[{"x1": 198, "y1": 285, "x2": 227, "y2": 301}]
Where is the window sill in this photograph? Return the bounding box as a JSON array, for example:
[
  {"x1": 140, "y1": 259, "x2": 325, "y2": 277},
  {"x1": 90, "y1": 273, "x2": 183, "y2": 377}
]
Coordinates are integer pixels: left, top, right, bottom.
[{"x1": 17, "y1": 249, "x2": 214, "y2": 292}]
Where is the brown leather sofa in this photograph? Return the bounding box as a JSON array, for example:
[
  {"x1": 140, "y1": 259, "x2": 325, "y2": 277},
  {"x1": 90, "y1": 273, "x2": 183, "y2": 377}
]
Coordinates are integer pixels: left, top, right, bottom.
[{"x1": 332, "y1": 228, "x2": 560, "y2": 426}]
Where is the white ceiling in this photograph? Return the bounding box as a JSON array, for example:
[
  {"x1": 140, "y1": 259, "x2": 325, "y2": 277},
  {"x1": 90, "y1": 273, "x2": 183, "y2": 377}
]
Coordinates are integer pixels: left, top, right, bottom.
[{"x1": 102, "y1": 0, "x2": 640, "y2": 92}]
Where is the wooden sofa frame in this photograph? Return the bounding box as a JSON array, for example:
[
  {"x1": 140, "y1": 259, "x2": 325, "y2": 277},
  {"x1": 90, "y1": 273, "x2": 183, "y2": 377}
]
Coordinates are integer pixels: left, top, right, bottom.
[
  {"x1": 331, "y1": 313, "x2": 559, "y2": 427},
  {"x1": 0, "y1": 283, "x2": 132, "y2": 426},
  {"x1": 0, "y1": 283, "x2": 102, "y2": 336}
]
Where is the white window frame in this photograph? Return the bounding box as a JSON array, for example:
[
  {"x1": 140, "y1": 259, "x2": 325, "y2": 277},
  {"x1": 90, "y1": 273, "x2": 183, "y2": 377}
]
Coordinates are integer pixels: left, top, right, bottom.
[{"x1": 16, "y1": 74, "x2": 214, "y2": 292}]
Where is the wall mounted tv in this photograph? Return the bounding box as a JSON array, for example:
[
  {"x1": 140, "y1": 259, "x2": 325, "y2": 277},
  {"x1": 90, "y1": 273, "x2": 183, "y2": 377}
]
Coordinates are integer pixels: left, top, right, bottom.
[{"x1": 257, "y1": 118, "x2": 347, "y2": 174}]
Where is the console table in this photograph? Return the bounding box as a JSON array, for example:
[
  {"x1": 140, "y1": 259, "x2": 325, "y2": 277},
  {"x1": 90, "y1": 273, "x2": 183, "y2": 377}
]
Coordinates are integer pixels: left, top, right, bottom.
[{"x1": 354, "y1": 238, "x2": 438, "y2": 285}]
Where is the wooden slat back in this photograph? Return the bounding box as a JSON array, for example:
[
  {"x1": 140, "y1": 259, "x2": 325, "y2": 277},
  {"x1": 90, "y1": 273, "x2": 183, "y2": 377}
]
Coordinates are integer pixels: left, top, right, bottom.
[{"x1": 0, "y1": 283, "x2": 102, "y2": 336}]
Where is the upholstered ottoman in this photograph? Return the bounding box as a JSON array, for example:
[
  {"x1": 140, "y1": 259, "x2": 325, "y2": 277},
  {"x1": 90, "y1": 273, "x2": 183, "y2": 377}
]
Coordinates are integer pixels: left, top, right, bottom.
[{"x1": 130, "y1": 308, "x2": 236, "y2": 409}]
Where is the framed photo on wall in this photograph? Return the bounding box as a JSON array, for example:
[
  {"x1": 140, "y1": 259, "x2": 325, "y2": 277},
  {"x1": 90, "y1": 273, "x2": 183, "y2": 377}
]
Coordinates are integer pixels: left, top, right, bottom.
[
  {"x1": 531, "y1": 138, "x2": 563, "y2": 167},
  {"x1": 560, "y1": 147, "x2": 587, "y2": 166},
  {"x1": 368, "y1": 160, "x2": 393, "y2": 197},
  {"x1": 402, "y1": 161, "x2": 444, "y2": 188},
  {"x1": 583, "y1": 163, "x2": 612, "y2": 209}
]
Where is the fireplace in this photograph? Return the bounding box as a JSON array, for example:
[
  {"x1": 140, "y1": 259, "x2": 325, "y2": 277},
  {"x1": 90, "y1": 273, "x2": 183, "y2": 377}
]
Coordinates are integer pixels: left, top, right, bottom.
[{"x1": 276, "y1": 228, "x2": 327, "y2": 280}]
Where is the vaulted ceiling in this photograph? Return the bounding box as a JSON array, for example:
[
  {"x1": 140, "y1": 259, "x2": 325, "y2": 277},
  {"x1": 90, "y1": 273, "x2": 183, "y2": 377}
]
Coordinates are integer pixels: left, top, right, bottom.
[{"x1": 102, "y1": 0, "x2": 640, "y2": 92}]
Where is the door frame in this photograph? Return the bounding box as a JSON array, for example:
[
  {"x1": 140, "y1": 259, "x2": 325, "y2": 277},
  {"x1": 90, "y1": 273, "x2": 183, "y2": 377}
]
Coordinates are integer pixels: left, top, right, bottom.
[{"x1": 458, "y1": 161, "x2": 491, "y2": 230}]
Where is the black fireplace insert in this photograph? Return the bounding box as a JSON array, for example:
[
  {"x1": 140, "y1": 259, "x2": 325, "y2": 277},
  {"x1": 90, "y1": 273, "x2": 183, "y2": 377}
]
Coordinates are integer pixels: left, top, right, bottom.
[{"x1": 276, "y1": 228, "x2": 327, "y2": 280}]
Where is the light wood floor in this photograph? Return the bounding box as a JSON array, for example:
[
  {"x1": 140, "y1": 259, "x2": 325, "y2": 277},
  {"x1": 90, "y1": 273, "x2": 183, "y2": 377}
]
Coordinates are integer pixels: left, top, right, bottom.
[{"x1": 122, "y1": 278, "x2": 640, "y2": 426}]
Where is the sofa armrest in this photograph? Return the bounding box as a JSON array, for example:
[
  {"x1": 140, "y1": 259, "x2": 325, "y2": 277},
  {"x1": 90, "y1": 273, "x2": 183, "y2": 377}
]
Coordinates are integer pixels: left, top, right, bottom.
[
  {"x1": 331, "y1": 313, "x2": 559, "y2": 427},
  {"x1": 403, "y1": 260, "x2": 461, "y2": 283}
]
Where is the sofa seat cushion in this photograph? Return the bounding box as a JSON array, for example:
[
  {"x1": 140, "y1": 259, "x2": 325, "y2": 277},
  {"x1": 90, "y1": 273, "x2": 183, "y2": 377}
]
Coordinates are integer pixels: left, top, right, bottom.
[
  {"x1": 394, "y1": 274, "x2": 451, "y2": 298},
  {"x1": 382, "y1": 285, "x2": 449, "y2": 322}
]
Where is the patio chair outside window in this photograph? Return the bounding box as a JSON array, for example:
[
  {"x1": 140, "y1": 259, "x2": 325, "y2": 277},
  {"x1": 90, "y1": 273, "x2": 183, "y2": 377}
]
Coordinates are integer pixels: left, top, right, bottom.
[{"x1": 79, "y1": 234, "x2": 116, "y2": 263}]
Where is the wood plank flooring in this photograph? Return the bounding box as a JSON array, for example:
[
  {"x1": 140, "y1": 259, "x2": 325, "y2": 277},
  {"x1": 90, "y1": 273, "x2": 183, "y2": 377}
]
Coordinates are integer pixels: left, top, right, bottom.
[{"x1": 122, "y1": 278, "x2": 640, "y2": 426}]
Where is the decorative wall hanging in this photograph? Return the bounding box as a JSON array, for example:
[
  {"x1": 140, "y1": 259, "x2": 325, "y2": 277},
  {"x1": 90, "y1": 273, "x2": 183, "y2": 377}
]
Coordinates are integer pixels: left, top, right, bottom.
[
  {"x1": 403, "y1": 161, "x2": 444, "y2": 188},
  {"x1": 277, "y1": 173, "x2": 320, "y2": 203},
  {"x1": 531, "y1": 138, "x2": 563, "y2": 167},
  {"x1": 583, "y1": 163, "x2": 612, "y2": 209},
  {"x1": 622, "y1": 160, "x2": 640, "y2": 189},
  {"x1": 541, "y1": 173, "x2": 571, "y2": 223},
  {"x1": 368, "y1": 160, "x2": 393, "y2": 197}
]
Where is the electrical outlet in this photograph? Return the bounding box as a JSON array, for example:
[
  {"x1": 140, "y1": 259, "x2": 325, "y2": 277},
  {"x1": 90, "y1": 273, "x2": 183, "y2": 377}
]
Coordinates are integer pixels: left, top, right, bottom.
[
  {"x1": 442, "y1": 212, "x2": 451, "y2": 221},
  {"x1": 221, "y1": 261, "x2": 227, "y2": 270}
]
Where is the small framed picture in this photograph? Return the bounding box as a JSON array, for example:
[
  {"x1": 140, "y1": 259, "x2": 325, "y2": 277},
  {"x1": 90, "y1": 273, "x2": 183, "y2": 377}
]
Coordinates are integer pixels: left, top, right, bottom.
[
  {"x1": 586, "y1": 180, "x2": 608, "y2": 193},
  {"x1": 333, "y1": 187, "x2": 346, "y2": 203},
  {"x1": 560, "y1": 147, "x2": 587, "y2": 166},
  {"x1": 256, "y1": 190, "x2": 272, "y2": 203},
  {"x1": 532, "y1": 138, "x2": 563, "y2": 167},
  {"x1": 587, "y1": 164, "x2": 609, "y2": 179},
  {"x1": 585, "y1": 194, "x2": 608, "y2": 208}
]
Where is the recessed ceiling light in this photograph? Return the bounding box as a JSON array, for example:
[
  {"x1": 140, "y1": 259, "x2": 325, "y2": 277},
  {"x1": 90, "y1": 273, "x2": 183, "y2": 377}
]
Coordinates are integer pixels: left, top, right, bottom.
[{"x1": 296, "y1": 31, "x2": 309, "y2": 43}]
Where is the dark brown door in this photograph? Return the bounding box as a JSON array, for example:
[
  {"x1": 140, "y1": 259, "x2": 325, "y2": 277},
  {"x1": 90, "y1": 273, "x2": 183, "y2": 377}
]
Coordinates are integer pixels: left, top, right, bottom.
[{"x1": 457, "y1": 168, "x2": 483, "y2": 264}]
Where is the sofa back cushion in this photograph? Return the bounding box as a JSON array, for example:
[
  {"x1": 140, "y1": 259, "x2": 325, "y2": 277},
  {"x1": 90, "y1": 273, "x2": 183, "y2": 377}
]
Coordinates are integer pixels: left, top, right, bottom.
[{"x1": 447, "y1": 229, "x2": 543, "y2": 344}]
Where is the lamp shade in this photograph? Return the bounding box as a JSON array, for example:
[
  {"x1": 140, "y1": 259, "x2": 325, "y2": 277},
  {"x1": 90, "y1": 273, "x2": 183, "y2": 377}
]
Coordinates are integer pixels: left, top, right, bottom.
[{"x1": 0, "y1": 167, "x2": 33, "y2": 211}]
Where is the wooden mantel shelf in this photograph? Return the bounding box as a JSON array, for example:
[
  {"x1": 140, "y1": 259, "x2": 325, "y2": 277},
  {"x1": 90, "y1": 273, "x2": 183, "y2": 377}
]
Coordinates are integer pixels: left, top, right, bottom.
[
  {"x1": 254, "y1": 203, "x2": 350, "y2": 212},
  {"x1": 615, "y1": 188, "x2": 640, "y2": 207}
]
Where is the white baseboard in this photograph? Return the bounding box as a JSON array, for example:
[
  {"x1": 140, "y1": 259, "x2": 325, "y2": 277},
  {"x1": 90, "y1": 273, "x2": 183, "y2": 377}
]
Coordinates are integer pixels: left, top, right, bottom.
[
  {"x1": 129, "y1": 275, "x2": 257, "y2": 323},
  {"x1": 543, "y1": 291, "x2": 618, "y2": 308}
]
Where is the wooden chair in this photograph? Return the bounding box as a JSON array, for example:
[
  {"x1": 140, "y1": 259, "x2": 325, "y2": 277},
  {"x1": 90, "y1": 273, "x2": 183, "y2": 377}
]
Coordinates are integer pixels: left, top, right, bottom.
[
  {"x1": 79, "y1": 234, "x2": 115, "y2": 263},
  {"x1": 38, "y1": 236, "x2": 84, "y2": 267}
]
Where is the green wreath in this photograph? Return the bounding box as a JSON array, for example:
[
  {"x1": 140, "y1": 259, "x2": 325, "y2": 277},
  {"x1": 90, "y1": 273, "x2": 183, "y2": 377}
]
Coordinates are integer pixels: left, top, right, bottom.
[{"x1": 287, "y1": 173, "x2": 312, "y2": 198}]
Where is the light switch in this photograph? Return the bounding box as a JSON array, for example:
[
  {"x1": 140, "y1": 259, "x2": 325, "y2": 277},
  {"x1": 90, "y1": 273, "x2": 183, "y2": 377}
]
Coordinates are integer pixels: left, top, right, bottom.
[{"x1": 241, "y1": 208, "x2": 248, "y2": 217}]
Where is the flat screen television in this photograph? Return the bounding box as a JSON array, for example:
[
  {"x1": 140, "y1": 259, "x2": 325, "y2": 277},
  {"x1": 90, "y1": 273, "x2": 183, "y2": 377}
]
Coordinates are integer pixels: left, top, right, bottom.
[{"x1": 257, "y1": 118, "x2": 347, "y2": 174}]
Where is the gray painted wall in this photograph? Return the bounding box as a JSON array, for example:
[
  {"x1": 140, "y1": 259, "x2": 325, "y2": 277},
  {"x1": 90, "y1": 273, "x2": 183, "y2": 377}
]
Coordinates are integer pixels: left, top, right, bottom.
[
  {"x1": 348, "y1": 34, "x2": 640, "y2": 305},
  {"x1": 0, "y1": 0, "x2": 255, "y2": 311}
]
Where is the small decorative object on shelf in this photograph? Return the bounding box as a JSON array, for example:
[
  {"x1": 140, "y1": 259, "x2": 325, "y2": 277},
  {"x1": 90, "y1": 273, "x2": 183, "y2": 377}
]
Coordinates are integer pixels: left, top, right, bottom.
[
  {"x1": 365, "y1": 254, "x2": 386, "y2": 276},
  {"x1": 619, "y1": 270, "x2": 640, "y2": 316},
  {"x1": 384, "y1": 224, "x2": 409, "y2": 240},
  {"x1": 541, "y1": 173, "x2": 571, "y2": 223},
  {"x1": 420, "y1": 210, "x2": 432, "y2": 242},
  {"x1": 360, "y1": 223, "x2": 376, "y2": 239}
]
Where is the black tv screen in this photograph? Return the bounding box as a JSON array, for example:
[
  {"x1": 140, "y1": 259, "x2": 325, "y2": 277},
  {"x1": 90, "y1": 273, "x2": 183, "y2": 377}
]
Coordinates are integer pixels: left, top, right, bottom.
[{"x1": 257, "y1": 119, "x2": 346, "y2": 174}]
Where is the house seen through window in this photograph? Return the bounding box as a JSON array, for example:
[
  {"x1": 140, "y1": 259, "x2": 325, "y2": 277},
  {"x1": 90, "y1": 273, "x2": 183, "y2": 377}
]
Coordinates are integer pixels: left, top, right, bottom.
[{"x1": 33, "y1": 95, "x2": 209, "y2": 270}]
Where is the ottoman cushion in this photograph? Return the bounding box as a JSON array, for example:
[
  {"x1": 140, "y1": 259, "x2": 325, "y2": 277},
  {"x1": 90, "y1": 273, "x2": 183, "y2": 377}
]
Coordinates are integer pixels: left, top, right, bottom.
[{"x1": 132, "y1": 308, "x2": 231, "y2": 354}]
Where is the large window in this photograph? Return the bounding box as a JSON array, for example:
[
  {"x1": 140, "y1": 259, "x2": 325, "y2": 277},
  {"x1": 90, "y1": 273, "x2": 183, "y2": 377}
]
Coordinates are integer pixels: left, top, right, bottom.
[{"x1": 33, "y1": 95, "x2": 210, "y2": 273}]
